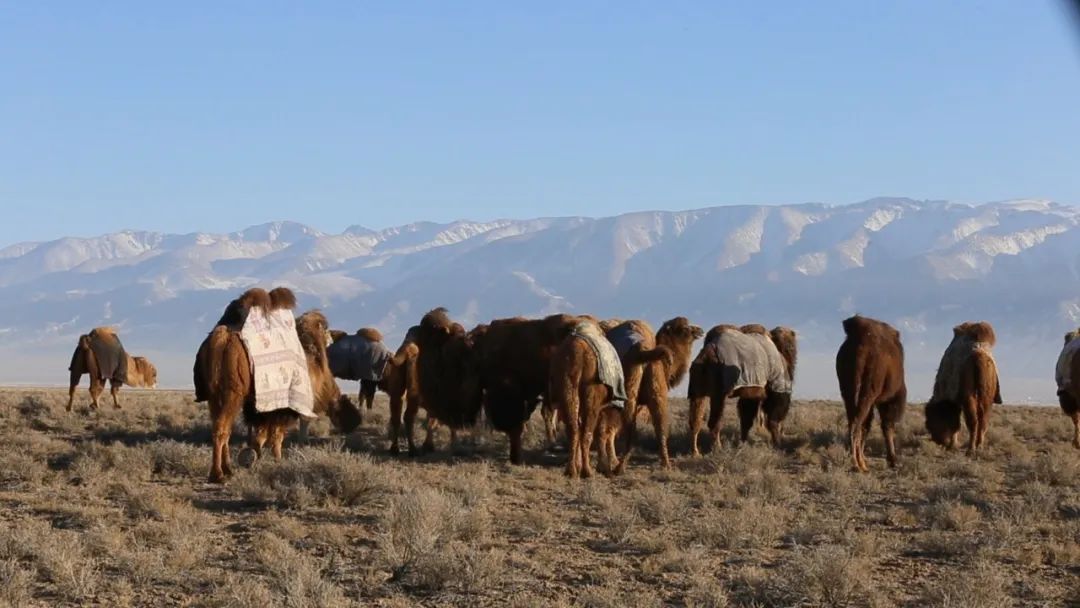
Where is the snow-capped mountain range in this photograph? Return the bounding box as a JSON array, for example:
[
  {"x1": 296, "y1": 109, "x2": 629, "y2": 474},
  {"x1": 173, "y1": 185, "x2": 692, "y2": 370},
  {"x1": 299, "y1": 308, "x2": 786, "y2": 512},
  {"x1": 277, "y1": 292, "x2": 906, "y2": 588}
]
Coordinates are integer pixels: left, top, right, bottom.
[{"x1": 2, "y1": 197, "x2": 1077, "y2": 403}]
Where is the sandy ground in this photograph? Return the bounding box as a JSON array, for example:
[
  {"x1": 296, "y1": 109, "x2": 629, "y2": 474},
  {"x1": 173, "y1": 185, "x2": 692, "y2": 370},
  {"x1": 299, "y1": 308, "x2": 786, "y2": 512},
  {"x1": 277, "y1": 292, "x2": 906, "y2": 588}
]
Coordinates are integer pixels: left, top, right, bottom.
[{"x1": 0, "y1": 386, "x2": 1077, "y2": 607}]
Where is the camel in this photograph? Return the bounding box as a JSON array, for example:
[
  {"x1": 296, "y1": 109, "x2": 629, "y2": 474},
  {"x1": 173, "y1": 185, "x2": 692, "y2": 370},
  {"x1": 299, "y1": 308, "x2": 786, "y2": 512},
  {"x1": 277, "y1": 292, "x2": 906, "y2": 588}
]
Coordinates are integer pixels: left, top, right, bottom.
[
  {"x1": 327, "y1": 327, "x2": 392, "y2": 417},
  {"x1": 687, "y1": 324, "x2": 796, "y2": 455},
  {"x1": 548, "y1": 321, "x2": 630, "y2": 477},
  {"x1": 67, "y1": 327, "x2": 157, "y2": 412},
  {"x1": 380, "y1": 326, "x2": 440, "y2": 456},
  {"x1": 925, "y1": 322, "x2": 1002, "y2": 454},
  {"x1": 411, "y1": 309, "x2": 485, "y2": 453},
  {"x1": 471, "y1": 314, "x2": 585, "y2": 464},
  {"x1": 605, "y1": 317, "x2": 703, "y2": 468},
  {"x1": 1055, "y1": 328, "x2": 1080, "y2": 449},
  {"x1": 836, "y1": 315, "x2": 906, "y2": 472},
  {"x1": 195, "y1": 288, "x2": 358, "y2": 483}
]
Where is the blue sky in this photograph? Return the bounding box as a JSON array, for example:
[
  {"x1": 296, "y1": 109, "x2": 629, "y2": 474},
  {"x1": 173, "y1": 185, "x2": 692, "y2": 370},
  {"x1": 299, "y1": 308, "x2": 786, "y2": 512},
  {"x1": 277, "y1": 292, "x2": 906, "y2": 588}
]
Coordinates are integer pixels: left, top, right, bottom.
[{"x1": 2, "y1": 1, "x2": 1079, "y2": 245}]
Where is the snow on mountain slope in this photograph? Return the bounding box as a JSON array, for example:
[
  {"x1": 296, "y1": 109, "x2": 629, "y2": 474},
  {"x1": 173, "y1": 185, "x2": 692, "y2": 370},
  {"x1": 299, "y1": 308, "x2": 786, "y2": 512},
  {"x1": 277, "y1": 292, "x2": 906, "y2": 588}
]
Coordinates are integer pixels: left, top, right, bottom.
[{"x1": 1, "y1": 198, "x2": 1078, "y2": 402}]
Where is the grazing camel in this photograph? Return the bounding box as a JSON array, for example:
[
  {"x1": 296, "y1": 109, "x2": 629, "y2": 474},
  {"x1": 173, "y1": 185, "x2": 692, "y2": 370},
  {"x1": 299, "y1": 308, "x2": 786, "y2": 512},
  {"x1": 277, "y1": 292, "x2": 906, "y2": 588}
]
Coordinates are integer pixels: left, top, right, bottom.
[
  {"x1": 67, "y1": 327, "x2": 157, "y2": 411},
  {"x1": 925, "y1": 322, "x2": 1002, "y2": 454}
]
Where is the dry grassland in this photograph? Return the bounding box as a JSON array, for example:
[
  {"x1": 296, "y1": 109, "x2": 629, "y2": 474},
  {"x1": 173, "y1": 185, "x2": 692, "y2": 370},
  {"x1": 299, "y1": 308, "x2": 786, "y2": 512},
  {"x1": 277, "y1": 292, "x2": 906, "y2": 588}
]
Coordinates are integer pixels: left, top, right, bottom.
[{"x1": 0, "y1": 387, "x2": 1078, "y2": 607}]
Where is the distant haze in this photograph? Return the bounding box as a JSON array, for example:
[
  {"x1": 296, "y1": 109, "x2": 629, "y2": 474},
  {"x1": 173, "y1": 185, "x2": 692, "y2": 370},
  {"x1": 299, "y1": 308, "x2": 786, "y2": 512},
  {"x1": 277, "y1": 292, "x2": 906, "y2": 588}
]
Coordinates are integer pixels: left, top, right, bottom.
[{"x1": 1, "y1": 198, "x2": 1075, "y2": 404}]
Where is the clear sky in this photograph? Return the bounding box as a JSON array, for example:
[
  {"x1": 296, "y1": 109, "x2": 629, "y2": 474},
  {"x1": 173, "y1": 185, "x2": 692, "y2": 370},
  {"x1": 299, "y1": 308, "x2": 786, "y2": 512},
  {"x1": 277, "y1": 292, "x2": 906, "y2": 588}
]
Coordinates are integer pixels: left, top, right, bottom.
[{"x1": 2, "y1": 1, "x2": 1079, "y2": 246}]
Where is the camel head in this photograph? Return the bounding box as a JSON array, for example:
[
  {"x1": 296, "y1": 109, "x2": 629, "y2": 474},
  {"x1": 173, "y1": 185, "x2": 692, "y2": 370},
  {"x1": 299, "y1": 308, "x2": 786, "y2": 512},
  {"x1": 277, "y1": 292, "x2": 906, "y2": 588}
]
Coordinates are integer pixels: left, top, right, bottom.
[
  {"x1": 769, "y1": 326, "x2": 798, "y2": 382},
  {"x1": 925, "y1": 400, "x2": 961, "y2": 448},
  {"x1": 130, "y1": 356, "x2": 158, "y2": 389}
]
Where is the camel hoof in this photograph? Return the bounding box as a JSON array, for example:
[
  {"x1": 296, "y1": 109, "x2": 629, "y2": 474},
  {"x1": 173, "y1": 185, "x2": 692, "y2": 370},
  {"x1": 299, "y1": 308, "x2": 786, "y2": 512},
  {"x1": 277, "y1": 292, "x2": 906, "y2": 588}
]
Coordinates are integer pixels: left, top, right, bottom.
[
  {"x1": 421, "y1": 442, "x2": 435, "y2": 454},
  {"x1": 388, "y1": 444, "x2": 401, "y2": 456},
  {"x1": 237, "y1": 448, "x2": 259, "y2": 469},
  {"x1": 208, "y1": 471, "x2": 227, "y2": 484}
]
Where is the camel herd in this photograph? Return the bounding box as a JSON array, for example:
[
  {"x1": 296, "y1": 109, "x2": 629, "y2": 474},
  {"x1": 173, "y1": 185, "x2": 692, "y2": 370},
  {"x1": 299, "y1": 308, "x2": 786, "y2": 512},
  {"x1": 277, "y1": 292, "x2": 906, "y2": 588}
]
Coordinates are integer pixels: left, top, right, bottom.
[{"x1": 64, "y1": 287, "x2": 1080, "y2": 483}]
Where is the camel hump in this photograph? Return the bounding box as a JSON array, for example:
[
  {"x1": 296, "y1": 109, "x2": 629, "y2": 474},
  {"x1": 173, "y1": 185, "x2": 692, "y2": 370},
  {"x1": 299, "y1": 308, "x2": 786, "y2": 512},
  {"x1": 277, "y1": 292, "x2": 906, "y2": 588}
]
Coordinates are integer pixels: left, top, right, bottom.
[
  {"x1": 236, "y1": 288, "x2": 272, "y2": 313},
  {"x1": 268, "y1": 287, "x2": 297, "y2": 311},
  {"x1": 356, "y1": 327, "x2": 383, "y2": 342},
  {"x1": 953, "y1": 321, "x2": 995, "y2": 346}
]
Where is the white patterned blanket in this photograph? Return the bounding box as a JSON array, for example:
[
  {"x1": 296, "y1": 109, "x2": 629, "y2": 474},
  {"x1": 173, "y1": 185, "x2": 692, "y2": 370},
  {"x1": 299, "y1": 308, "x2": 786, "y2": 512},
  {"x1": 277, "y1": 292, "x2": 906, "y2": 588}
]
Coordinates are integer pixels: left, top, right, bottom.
[{"x1": 240, "y1": 306, "x2": 316, "y2": 418}]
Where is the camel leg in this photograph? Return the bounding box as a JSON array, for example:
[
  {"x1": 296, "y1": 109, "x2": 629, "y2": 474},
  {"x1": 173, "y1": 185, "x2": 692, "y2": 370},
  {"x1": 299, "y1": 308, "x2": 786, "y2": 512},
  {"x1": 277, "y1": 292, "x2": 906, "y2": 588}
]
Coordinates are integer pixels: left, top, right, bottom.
[
  {"x1": 388, "y1": 393, "x2": 403, "y2": 455},
  {"x1": 270, "y1": 423, "x2": 287, "y2": 460},
  {"x1": 849, "y1": 408, "x2": 871, "y2": 473},
  {"x1": 562, "y1": 390, "x2": 581, "y2": 479},
  {"x1": 877, "y1": 398, "x2": 901, "y2": 469},
  {"x1": 508, "y1": 424, "x2": 525, "y2": 465},
  {"x1": 403, "y1": 401, "x2": 420, "y2": 455},
  {"x1": 962, "y1": 396, "x2": 979, "y2": 455},
  {"x1": 109, "y1": 379, "x2": 122, "y2": 409},
  {"x1": 688, "y1": 397, "x2": 707, "y2": 457},
  {"x1": 646, "y1": 397, "x2": 671, "y2": 468},
  {"x1": 421, "y1": 415, "x2": 437, "y2": 454},
  {"x1": 1072, "y1": 411, "x2": 1080, "y2": 449},
  {"x1": 706, "y1": 394, "x2": 726, "y2": 452},
  {"x1": 737, "y1": 398, "x2": 760, "y2": 443},
  {"x1": 542, "y1": 401, "x2": 559, "y2": 451},
  {"x1": 209, "y1": 399, "x2": 238, "y2": 483},
  {"x1": 67, "y1": 370, "x2": 80, "y2": 412},
  {"x1": 579, "y1": 393, "x2": 601, "y2": 479},
  {"x1": 297, "y1": 418, "x2": 311, "y2": 443},
  {"x1": 976, "y1": 402, "x2": 991, "y2": 449},
  {"x1": 89, "y1": 377, "x2": 104, "y2": 411}
]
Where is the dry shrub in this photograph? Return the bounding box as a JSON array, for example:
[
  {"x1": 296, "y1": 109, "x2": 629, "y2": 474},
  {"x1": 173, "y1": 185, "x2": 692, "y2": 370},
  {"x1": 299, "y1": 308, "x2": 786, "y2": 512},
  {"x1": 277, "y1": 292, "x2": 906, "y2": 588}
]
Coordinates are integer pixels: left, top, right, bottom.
[
  {"x1": 251, "y1": 511, "x2": 308, "y2": 542},
  {"x1": 735, "y1": 468, "x2": 797, "y2": 503},
  {"x1": 580, "y1": 585, "x2": 662, "y2": 608},
  {"x1": 237, "y1": 446, "x2": 389, "y2": 508},
  {"x1": 378, "y1": 486, "x2": 496, "y2": 591},
  {"x1": 205, "y1": 574, "x2": 277, "y2": 608},
  {"x1": 919, "y1": 560, "x2": 1011, "y2": 608},
  {"x1": 699, "y1": 499, "x2": 788, "y2": 550},
  {"x1": 773, "y1": 544, "x2": 878, "y2": 608},
  {"x1": 923, "y1": 501, "x2": 982, "y2": 532},
  {"x1": 252, "y1": 532, "x2": 349, "y2": 608},
  {"x1": 634, "y1": 485, "x2": 687, "y2": 526},
  {"x1": 0, "y1": 520, "x2": 99, "y2": 602},
  {"x1": 144, "y1": 439, "x2": 206, "y2": 478},
  {"x1": 685, "y1": 573, "x2": 730, "y2": 608},
  {"x1": 0, "y1": 558, "x2": 33, "y2": 607}
]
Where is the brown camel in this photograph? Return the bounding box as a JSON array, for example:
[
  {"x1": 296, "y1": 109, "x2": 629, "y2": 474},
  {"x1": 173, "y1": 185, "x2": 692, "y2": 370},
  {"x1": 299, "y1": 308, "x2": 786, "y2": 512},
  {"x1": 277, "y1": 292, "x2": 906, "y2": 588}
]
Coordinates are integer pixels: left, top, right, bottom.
[
  {"x1": 605, "y1": 317, "x2": 703, "y2": 467},
  {"x1": 411, "y1": 309, "x2": 484, "y2": 454},
  {"x1": 471, "y1": 314, "x2": 585, "y2": 464},
  {"x1": 195, "y1": 288, "x2": 358, "y2": 483},
  {"x1": 67, "y1": 327, "x2": 157, "y2": 412},
  {"x1": 925, "y1": 322, "x2": 1002, "y2": 453},
  {"x1": 1055, "y1": 328, "x2": 1080, "y2": 449},
  {"x1": 836, "y1": 315, "x2": 906, "y2": 472},
  {"x1": 688, "y1": 324, "x2": 796, "y2": 455}
]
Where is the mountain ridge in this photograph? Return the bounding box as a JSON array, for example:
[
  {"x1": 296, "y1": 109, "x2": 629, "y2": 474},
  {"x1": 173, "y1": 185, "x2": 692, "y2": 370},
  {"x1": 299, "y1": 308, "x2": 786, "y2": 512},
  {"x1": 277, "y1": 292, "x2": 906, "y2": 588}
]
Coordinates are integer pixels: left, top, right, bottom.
[{"x1": 1, "y1": 197, "x2": 1075, "y2": 403}]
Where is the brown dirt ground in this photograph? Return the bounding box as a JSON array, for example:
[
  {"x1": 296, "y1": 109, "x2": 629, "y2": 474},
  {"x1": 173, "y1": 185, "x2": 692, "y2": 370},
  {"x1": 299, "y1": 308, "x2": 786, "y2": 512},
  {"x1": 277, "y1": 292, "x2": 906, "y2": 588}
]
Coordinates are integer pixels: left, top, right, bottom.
[{"x1": 0, "y1": 386, "x2": 1078, "y2": 607}]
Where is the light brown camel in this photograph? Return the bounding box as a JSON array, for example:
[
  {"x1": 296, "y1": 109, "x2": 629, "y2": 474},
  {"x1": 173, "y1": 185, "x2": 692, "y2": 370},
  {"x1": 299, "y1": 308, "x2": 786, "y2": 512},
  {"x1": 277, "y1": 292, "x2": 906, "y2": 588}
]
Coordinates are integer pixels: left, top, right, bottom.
[
  {"x1": 607, "y1": 317, "x2": 702, "y2": 467},
  {"x1": 67, "y1": 327, "x2": 157, "y2": 411},
  {"x1": 925, "y1": 321, "x2": 1002, "y2": 454}
]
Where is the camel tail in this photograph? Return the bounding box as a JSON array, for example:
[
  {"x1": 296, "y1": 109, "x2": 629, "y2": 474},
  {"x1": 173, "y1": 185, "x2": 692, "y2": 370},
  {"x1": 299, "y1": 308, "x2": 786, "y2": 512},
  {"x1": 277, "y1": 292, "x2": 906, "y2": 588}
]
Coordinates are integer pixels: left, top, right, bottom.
[
  {"x1": 391, "y1": 342, "x2": 419, "y2": 368},
  {"x1": 206, "y1": 327, "x2": 232, "y2": 397},
  {"x1": 69, "y1": 334, "x2": 91, "y2": 372}
]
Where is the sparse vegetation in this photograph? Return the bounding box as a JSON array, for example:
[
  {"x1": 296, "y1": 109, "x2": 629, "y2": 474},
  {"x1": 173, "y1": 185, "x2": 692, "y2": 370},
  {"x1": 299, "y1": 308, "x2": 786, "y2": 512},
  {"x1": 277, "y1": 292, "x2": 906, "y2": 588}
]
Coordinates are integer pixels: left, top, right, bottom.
[{"x1": 0, "y1": 387, "x2": 1076, "y2": 606}]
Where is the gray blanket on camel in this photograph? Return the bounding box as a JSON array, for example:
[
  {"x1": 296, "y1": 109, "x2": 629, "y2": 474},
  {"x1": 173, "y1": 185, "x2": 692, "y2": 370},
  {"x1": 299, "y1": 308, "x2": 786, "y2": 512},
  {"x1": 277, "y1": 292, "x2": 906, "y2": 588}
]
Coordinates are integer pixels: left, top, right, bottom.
[
  {"x1": 327, "y1": 334, "x2": 393, "y2": 382},
  {"x1": 709, "y1": 330, "x2": 790, "y2": 394},
  {"x1": 571, "y1": 322, "x2": 627, "y2": 408},
  {"x1": 71, "y1": 329, "x2": 128, "y2": 383}
]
